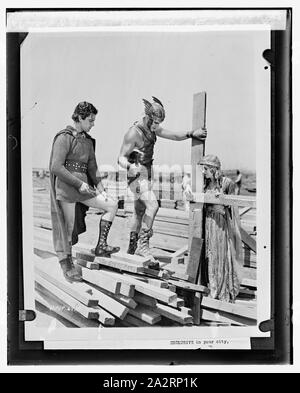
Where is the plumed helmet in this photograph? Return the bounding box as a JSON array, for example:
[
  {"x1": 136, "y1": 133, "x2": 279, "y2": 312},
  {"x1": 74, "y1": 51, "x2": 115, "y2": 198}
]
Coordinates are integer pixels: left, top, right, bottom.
[
  {"x1": 142, "y1": 96, "x2": 165, "y2": 122},
  {"x1": 199, "y1": 154, "x2": 221, "y2": 169}
]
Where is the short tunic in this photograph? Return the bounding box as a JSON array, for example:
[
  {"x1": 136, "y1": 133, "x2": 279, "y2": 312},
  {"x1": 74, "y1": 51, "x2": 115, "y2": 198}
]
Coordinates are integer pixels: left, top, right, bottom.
[{"x1": 50, "y1": 127, "x2": 99, "y2": 203}]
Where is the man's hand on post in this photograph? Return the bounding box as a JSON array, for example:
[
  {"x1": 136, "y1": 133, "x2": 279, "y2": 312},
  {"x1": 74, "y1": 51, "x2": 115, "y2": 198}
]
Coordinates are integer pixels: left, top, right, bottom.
[{"x1": 191, "y1": 127, "x2": 207, "y2": 141}]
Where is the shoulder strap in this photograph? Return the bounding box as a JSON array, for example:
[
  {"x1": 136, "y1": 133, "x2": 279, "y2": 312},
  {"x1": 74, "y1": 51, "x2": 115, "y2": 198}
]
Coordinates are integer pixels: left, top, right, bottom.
[{"x1": 135, "y1": 123, "x2": 156, "y2": 144}]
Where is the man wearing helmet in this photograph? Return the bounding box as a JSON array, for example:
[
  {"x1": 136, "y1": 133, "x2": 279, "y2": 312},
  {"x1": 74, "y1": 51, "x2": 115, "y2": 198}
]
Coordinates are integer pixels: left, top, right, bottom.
[{"x1": 118, "y1": 97, "x2": 207, "y2": 263}]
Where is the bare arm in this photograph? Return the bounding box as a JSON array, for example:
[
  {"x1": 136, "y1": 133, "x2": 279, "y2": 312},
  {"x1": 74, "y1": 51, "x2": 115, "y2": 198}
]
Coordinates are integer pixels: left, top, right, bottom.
[
  {"x1": 118, "y1": 127, "x2": 140, "y2": 170},
  {"x1": 156, "y1": 126, "x2": 207, "y2": 141}
]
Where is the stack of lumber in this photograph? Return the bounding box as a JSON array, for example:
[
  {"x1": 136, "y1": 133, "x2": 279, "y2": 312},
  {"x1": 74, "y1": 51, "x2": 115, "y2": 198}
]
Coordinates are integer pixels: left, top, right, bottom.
[
  {"x1": 32, "y1": 186, "x2": 257, "y2": 328},
  {"x1": 34, "y1": 248, "x2": 202, "y2": 328}
]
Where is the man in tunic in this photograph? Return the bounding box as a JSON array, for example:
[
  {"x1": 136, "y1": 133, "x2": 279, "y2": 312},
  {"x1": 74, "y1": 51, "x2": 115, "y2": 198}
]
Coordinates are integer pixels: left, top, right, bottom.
[
  {"x1": 49, "y1": 101, "x2": 120, "y2": 282},
  {"x1": 118, "y1": 97, "x2": 207, "y2": 262}
]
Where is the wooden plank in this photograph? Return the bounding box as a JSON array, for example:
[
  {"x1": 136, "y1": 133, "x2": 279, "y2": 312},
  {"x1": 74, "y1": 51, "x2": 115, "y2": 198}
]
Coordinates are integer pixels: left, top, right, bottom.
[
  {"x1": 111, "y1": 251, "x2": 152, "y2": 267},
  {"x1": 134, "y1": 293, "x2": 158, "y2": 308},
  {"x1": 171, "y1": 245, "x2": 189, "y2": 261},
  {"x1": 102, "y1": 270, "x2": 177, "y2": 304},
  {"x1": 93, "y1": 287, "x2": 137, "y2": 309},
  {"x1": 201, "y1": 308, "x2": 256, "y2": 326},
  {"x1": 155, "y1": 303, "x2": 193, "y2": 325},
  {"x1": 76, "y1": 258, "x2": 100, "y2": 270},
  {"x1": 123, "y1": 314, "x2": 152, "y2": 327},
  {"x1": 94, "y1": 291, "x2": 129, "y2": 320},
  {"x1": 240, "y1": 227, "x2": 257, "y2": 253},
  {"x1": 80, "y1": 267, "x2": 122, "y2": 295},
  {"x1": 167, "y1": 279, "x2": 209, "y2": 294},
  {"x1": 93, "y1": 256, "x2": 145, "y2": 274},
  {"x1": 35, "y1": 275, "x2": 99, "y2": 320},
  {"x1": 35, "y1": 287, "x2": 100, "y2": 328},
  {"x1": 128, "y1": 305, "x2": 161, "y2": 325},
  {"x1": 123, "y1": 273, "x2": 168, "y2": 289},
  {"x1": 34, "y1": 257, "x2": 99, "y2": 307},
  {"x1": 95, "y1": 306, "x2": 116, "y2": 326},
  {"x1": 186, "y1": 237, "x2": 203, "y2": 282},
  {"x1": 239, "y1": 206, "x2": 252, "y2": 217},
  {"x1": 201, "y1": 296, "x2": 257, "y2": 320},
  {"x1": 241, "y1": 278, "x2": 257, "y2": 289},
  {"x1": 179, "y1": 306, "x2": 193, "y2": 316},
  {"x1": 187, "y1": 92, "x2": 207, "y2": 324},
  {"x1": 193, "y1": 193, "x2": 256, "y2": 208}
]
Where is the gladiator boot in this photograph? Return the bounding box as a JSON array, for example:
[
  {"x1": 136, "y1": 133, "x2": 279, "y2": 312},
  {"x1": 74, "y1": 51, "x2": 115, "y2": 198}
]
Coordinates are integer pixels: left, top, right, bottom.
[
  {"x1": 135, "y1": 228, "x2": 160, "y2": 270},
  {"x1": 59, "y1": 256, "x2": 82, "y2": 282},
  {"x1": 92, "y1": 218, "x2": 120, "y2": 257},
  {"x1": 127, "y1": 231, "x2": 138, "y2": 255}
]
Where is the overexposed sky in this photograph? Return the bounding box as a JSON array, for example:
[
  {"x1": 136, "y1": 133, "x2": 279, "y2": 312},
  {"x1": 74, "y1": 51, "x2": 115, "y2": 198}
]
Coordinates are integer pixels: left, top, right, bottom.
[{"x1": 21, "y1": 30, "x2": 269, "y2": 171}]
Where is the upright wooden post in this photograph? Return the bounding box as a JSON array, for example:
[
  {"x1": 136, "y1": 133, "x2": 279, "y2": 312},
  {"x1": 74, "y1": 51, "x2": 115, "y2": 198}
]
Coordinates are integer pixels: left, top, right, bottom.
[{"x1": 188, "y1": 92, "x2": 207, "y2": 324}]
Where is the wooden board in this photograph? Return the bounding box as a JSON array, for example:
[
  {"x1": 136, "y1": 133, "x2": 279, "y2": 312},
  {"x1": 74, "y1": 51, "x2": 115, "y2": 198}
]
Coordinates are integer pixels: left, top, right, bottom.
[
  {"x1": 240, "y1": 227, "x2": 257, "y2": 253},
  {"x1": 128, "y1": 305, "x2": 161, "y2": 325},
  {"x1": 101, "y1": 270, "x2": 177, "y2": 304},
  {"x1": 94, "y1": 256, "x2": 145, "y2": 274},
  {"x1": 80, "y1": 267, "x2": 122, "y2": 295},
  {"x1": 201, "y1": 308, "x2": 256, "y2": 326},
  {"x1": 134, "y1": 293, "x2": 158, "y2": 308},
  {"x1": 193, "y1": 193, "x2": 256, "y2": 208},
  {"x1": 167, "y1": 279, "x2": 209, "y2": 294},
  {"x1": 201, "y1": 296, "x2": 257, "y2": 320},
  {"x1": 155, "y1": 303, "x2": 193, "y2": 325},
  {"x1": 35, "y1": 288, "x2": 100, "y2": 328},
  {"x1": 35, "y1": 275, "x2": 99, "y2": 320}
]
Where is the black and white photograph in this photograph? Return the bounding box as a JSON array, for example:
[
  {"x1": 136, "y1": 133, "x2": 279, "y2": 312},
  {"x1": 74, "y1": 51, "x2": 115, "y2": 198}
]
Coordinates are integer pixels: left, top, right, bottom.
[{"x1": 7, "y1": 8, "x2": 289, "y2": 352}]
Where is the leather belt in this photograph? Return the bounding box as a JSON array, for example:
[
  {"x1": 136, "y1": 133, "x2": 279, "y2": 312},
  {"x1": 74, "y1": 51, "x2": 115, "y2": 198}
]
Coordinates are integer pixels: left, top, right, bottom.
[{"x1": 65, "y1": 159, "x2": 88, "y2": 173}]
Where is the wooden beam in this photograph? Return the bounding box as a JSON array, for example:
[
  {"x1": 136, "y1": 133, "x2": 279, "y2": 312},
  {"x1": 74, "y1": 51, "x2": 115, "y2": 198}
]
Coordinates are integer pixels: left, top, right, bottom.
[
  {"x1": 112, "y1": 252, "x2": 152, "y2": 267},
  {"x1": 94, "y1": 256, "x2": 145, "y2": 274},
  {"x1": 35, "y1": 287, "x2": 100, "y2": 328},
  {"x1": 128, "y1": 305, "x2": 161, "y2": 325},
  {"x1": 201, "y1": 308, "x2": 257, "y2": 326},
  {"x1": 155, "y1": 303, "x2": 193, "y2": 325},
  {"x1": 134, "y1": 293, "x2": 158, "y2": 308},
  {"x1": 35, "y1": 275, "x2": 99, "y2": 320},
  {"x1": 188, "y1": 92, "x2": 207, "y2": 325},
  {"x1": 102, "y1": 271, "x2": 177, "y2": 304},
  {"x1": 88, "y1": 284, "x2": 137, "y2": 309},
  {"x1": 201, "y1": 296, "x2": 257, "y2": 320},
  {"x1": 192, "y1": 193, "x2": 256, "y2": 208},
  {"x1": 80, "y1": 267, "x2": 122, "y2": 295},
  {"x1": 95, "y1": 306, "x2": 116, "y2": 326},
  {"x1": 123, "y1": 314, "x2": 152, "y2": 327},
  {"x1": 240, "y1": 227, "x2": 257, "y2": 253},
  {"x1": 76, "y1": 258, "x2": 100, "y2": 270},
  {"x1": 167, "y1": 279, "x2": 209, "y2": 294},
  {"x1": 94, "y1": 291, "x2": 129, "y2": 320}
]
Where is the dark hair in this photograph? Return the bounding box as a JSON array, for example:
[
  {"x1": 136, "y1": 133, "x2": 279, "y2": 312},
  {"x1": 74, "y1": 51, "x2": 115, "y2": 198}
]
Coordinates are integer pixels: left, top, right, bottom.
[{"x1": 72, "y1": 101, "x2": 98, "y2": 122}]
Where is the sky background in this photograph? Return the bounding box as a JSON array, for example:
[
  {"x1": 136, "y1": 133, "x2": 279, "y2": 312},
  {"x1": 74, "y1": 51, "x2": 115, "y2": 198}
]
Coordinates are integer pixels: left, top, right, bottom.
[{"x1": 21, "y1": 30, "x2": 269, "y2": 172}]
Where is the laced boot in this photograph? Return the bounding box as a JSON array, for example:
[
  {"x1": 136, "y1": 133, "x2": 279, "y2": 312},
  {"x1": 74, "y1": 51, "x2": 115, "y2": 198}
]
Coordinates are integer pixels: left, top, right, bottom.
[
  {"x1": 92, "y1": 218, "x2": 120, "y2": 257},
  {"x1": 59, "y1": 256, "x2": 82, "y2": 282},
  {"x1": 127, "y1": 231, "x2": 138, "y2": 255},
  {"x1": 135, "y1": 228, "x2": 160, "y2": 270}
]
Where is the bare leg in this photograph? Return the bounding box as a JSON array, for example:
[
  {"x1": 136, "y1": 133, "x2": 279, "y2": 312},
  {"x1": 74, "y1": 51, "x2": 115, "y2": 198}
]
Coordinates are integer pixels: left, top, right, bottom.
[
  {"x1": 83, "y1": 193, "x2": 118, "y2": 221},
  {"x1": 135, "y1": 190, "x2": 159, "y2": 263},
  {"x1": 127, "y1": 198, "x2": 145, "y2": 254},
  {"x1": 83, "y1": 194, "x2": 120, "y2": 256},
  {"x1": 139, "y1": 190, "x2": 159, "y2": 230},
  {"x1": 131, "y1": 198, "x2": 146, "y2": 233}
]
